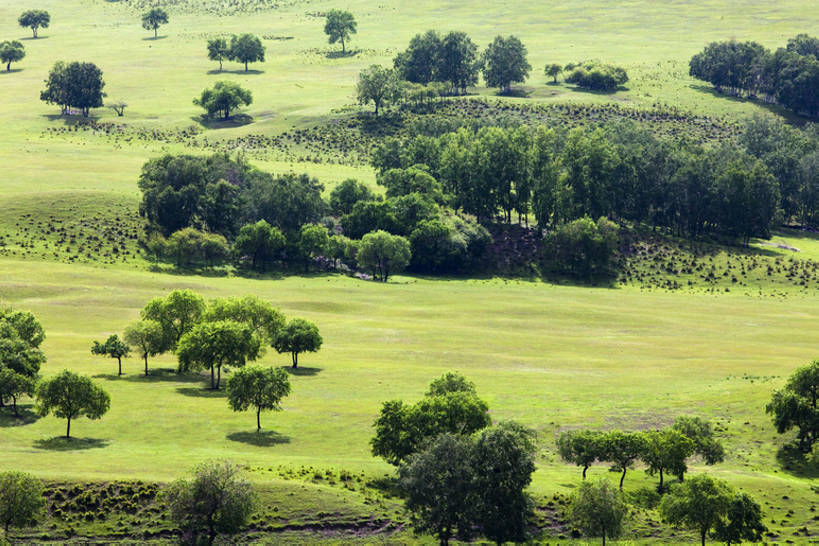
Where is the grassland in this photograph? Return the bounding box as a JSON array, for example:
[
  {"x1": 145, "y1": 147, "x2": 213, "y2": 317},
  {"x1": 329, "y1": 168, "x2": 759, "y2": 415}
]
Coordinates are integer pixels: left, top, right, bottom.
[{"x1": 1, "y1": 0, "x2": 818, "y2": 542}]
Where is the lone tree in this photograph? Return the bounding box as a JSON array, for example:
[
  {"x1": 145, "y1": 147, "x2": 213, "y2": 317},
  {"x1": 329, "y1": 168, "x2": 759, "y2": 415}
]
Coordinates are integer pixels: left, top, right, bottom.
[
  {"x1": 356, "y1": 230, "x2": 411, "y2": 282},
  {"x1": 229, "y1": 33, "x2": 265, "y2": 71},
  {"x1": 766, "y1": 359, "x2": 819, "y2": 453},
  {"x1": 545, "y1": 62, "x2": 563, "y2": 83},
  {"x1": 123, "y1": 319, "x2": 165, "y2": 376},
  {"x1": 482, "y1": 35, "x2": 531, "y2": 93},
  {"x1": 226, "y1": 366, "x2": 291, "y2": 431},
  {"x1": 107, "y1": 100, "x2": 127, "y2": 116},
  {"x1": 0, "y1": 41, "x2": 25, "y2": 71},
  {"x1": 0, "y1": 368, "x2": 35, "y2": 417},
  {"x1": 356, "y1": 65, "x2": 402, "y2": 116},
  {"x1": 207, "y1": 37, "x2": 229, "y2": 71},
  {"x1": 91, "y1": 334, "x2": 130, "y2": 376},
  {"x1": 18, "y1": 10, "x2": 50, "y2": 38},
  {"x1": 272, "y1": 318, "x2": 322, "y2": 368},
  {"x1": 40, "y1": 61, "x2": 106, "y2": 117},
  {"x1": 659, "y1": 474, "x2": 733, "y2": 546},
  {"x1": 194, "y1": 80, "x2": 252, "y2": 120},
  {"x1": 176, "y1": 320, "x2": 262, "y2": 390},
  {"x1": 324, "y1": 9, "x2": 357, "y2": 54},
  {"x1": 141, "y1": 8, "x2": 168, "y2": 38},
  {"x1": 569, "y1": 479, "x2": 628, "y2": 546},
  {"x1": 164, "y1": 460, "x2": 255, "y2": 545},
  {"x1": 0, "y1": 471, "x2": 45, "y2": 539},
  {"x1": 35, "y1": 370, "x2": 110, "y2": 438}
]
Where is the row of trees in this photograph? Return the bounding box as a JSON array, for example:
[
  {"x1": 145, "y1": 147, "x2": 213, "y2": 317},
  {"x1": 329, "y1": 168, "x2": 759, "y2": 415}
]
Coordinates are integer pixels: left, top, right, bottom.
[{"x1": 690, "y1": 34, "x2": 819, "y2": 117}]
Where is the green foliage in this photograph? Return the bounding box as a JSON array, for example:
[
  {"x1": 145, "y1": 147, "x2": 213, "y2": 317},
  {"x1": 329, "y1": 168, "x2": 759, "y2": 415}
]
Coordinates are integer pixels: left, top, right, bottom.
[
  {"x1": 176, "y1": 320, "x2": 261, "y2": 389},
  {"x1": 17, "y1": 10, "x2": 49, "y2": 38},
  {"x1": 164, "y1": 227, "x2": 229, "y2": 268},
  {"x1": 141, "y1": 289, "x2": 206, "y2": 350},
  {"x1": 0, "y1": 369, "x2": 35, "y2": 417},
  {"x1": 226, "y1": 366, "x2": 291, "y2": 431},
  {"x1": 356, "y1": 230, "x2": 411, "y2": 282},
  {"x1": 565, "y1": 61, "x2": 629, "y2": 91},
  {"x1": 659, "y1": 474, "x2": 733, "y2": 546},
  {"x1": 378, "y1": 165, "x2": 445, "y2": 203},
  {"x1": 233, "y1": 220, "x2": 286, "y2": 271},
  {"x1": 329, "y1": 179, "x2": 375, "y2": 215},
  {"x1": 193, "y1": 80, "x2": 252, "y2": 120},
  {"x1": 206, "y1": 38, "x2": 229, "y2": 71},
  {"x1": 672, "y1": 416, "x2": 725, "y2": 465},
  {"x1": 141, "y1": 8, "x2": 168, "y2": 38},
  {"x1": 123, "y1": 320, "x2": 164, "y2": 376},
  {"x1": 394, "y1": 30, "x2": 480, "y2": 95},
  {"x1": 713, "y1": 492, "x2": 767, "y2": 545},
  {"x1": 323, "y1": 10, "x2": 357, "y2": 53},
  {"x1": 0, "y1": 471, "x2": 45, "y2": 537},
  {"x1": 164, "y1": 460, "x2": 255, "y2": 544},
  {"x1": 569, "y1": 479, "x2": 628, "y2": 545},
  {"x1": 426, "y1": 372, "x2": 475, "y2": 396},
  {"x1": 601, "y1": 430, "x2": 646, "y2": 489},
  {"x1": 556, "y1": 429, "x2": 605, "y2": 479},
  {"x1": 0, "y1": 41, "x2": 25, "y2": 72},
  {"x1": 272, "y1": 318, "x2": 322, "y2": 368},
  {"x1": 544, "y1": 216, "x2": 619, "y2": 279},
  {"x1": 203, "y1": 295, "x2": 285, "y2": 344},
  {"x1": 90, "y1": 334, "x2": 130, "y2": 376},
  {"x1": 356, "y1": 65, "x2": 402, "y2": 116},
  {"x1": 35, "y1": 370, "x2": 110, "y2": 438},
  {"x1": 0, "y1": 307, "x2": 46, "y2": 380},
  {"x1": 482, "y1": 35, "x2": 531, "y2": 92},
  {"x1": 545, "y1": 62, "x2": 563, "y2": 82},
  {"x1": 766, "y1": 359, "x2": 819, "y2": 452},
  {"x1": 228, "y1": 33, "x2": 264, "y2": 71},
  {"x1": 299, "y1": 223, "x2": 330, "y2": 265},
  {"x1": 40, "y1": 61, "x2": 106, "y2": 117},
  {"x1": 641, "y1": 428, "x2": 695, "y2": 491}
]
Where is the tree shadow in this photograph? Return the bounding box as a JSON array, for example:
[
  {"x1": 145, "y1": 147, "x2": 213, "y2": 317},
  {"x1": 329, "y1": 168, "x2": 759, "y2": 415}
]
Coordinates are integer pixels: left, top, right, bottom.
[
  {"x1": 0, "y1": 405, "x2": 41, "y2": 427},
  {"x1": 366, "y1": 476, "x2": 402, "y2": 498},
  {"x1": 142, "y1": 36, "x2": 167, "y2": 41},
  {"x1": 775, "y1": 444, "x2": 819, "y2": 479},
  {"x1": 41, "y1": 113, "x2": 102, "y2": 125},
  {"x1": 20, "y1": 36, "x2": 49, "y2": 41},
  {"x1": 205, "y1": 68, "x2": 263, "y2": 75},
  {"x1": 325, "y1": 50, "x2": 358, "y2": 59},
  {"x1": 193, "y1": 113, "x2": 254, "y2": 129},
  {"x1": 567, "y1": 85, "x2": 627, "y2": 95},
  {"x1": 281, "y1": 366, "x2": 323, "y2": 376},
  {"x1": 176, "y1": 386, "x2": 225, "y2": 398},
  {"x1": 227, "y1": 430, "x2": 290, "y2": 447},
  {"x1": 688, "y1": 84, "x2": 804, "y2": 123},
  {"x1": 0, "y1": 69, "x2": 23, "y2": 75},
  {"x1": 33, "y1": 437, "x2": 109, "y2": 451},
  {"x1": 496, "y1": 87, "x2": 532, "y2": 98},
  {"x1": 124, "y1": 368, "x2": 204, "y2": 383}
]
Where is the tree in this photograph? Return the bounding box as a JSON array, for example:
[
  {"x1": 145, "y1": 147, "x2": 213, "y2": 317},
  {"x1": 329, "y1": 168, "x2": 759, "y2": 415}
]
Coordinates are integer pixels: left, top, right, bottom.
[
  {"x1": 108, "y1": 100, "x2": 127, "y2": 116},
  {"x1": 141, "y1": 8, "x2": 168, "y2": 38},
  {"x1": 545, "y1": 63, "x2": 563, "y2": 83},
  {"x1": 438, "y1": 31, "x2": 480, "y2": 94},
  {"x1": 357, "y1": 65, "x2": 402, "y2": 116},
  {"x1": 0, "y1": 308, "x2": 46, "y2": 389},
  {"x1": 601, "y1": 430, "x2": 646, "y2": 490},
  {"x1": 472, "y1": 422, "x2": 537, "y2": 545},
  {"x1": 229, "y1": 34, "x2": 264, "y2": 71},
  {"x1": 556, "y1": 429, "x2": 604, "y2": 479},
  {"x1": 207, "y1": 38, "x2": 229, "y2": 71},
  {"x1": 194, "y1": 80, "x2": 252, "y2": 120},
  {"x1": 0, "y1": 41, "x2": 25, "y2": 72},
  {"x1": 713, "y1": 492, "x2": 767, "y2": 545},
  {"x1": 233, "y1": 220, "x2": 286, "y2": 271},
  {"x1": 91, "y1": 334, "x2": 130, "y2": 376},
  {"x1": 394, "y1": 31, "x2": 443, "y2": 85},
  {"x1": 164, "y1": 460, "x2": 255, "y2": 545},
  {"x1": 329, "y1": 179, "x2": 375, "y2": 215},
  {"x1": 35, "y1": 370, "x2": 110, "y2": 438},
  {"x1": 659, "y1": 474, "x2": 734, "y2": 546},
  {"x1": 40, "y1": 61, "x2": 106, "y2": 117},
  {"x1": 203, "y1": 296, "x2": 285, "y2": 344},
  {"x1": 569, "y1": 479, "x2": 627, "y2": 546},
  {"x1": 123, "y1": 320, "x2": 165, "y2": 376},
  {"x1": 324, "y1": 10, "x2": 357, "y2": 54},
  {"x1": 141, "y1": 289, "x2": 206, "y2": 350},
  {"x1": 176, "y1": 321, "x2": 261, "y2": 390},
  {"x1": 399, "y1": 433, "x2": 476, "y2": 546},
  {"x1": 0, "y1": 369, "x2": 35, "y2": 417},
  {"x1": 545, "y1": 216, "x2": 619, "y2": 279},
  {"x1": 565, "y1": 61, "x2": 629, "y2": 91},
  {"x1": 356, "y1": 230, "x2": 411, "y2": 282},
  {"x1": 226, "y1": 366, "x2": 291, "y2": 431},
  {"x1": 299, "y1": 224, "x2": 330, "y2": 267},
  {"x1": 482, "y1": 35, "x2": 531, "y2": 93},
  {"x1": 426, "y1": 372, "x2": 476, "y2": 396},
  {"x1": 18, "y1": 10, "x2": 49, "y2": 38},
  {"x1": 641, "y1": 428, "x2": 695, "y2": 491},
  {"x1": 272, "y1": 318, "x2": 322, "y2": 368},
  {"x1": 766, "y1": 359, "x2": 819, "y2": 452},
  {"x1": 0, "y1": 471, "x2": 45, "y2": 539},
  {"x1": 672, "y1": 416, "x2": 725, "y2": 465}
]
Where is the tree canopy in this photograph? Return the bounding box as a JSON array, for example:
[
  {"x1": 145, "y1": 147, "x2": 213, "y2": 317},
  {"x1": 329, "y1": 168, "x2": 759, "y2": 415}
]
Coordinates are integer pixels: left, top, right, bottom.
[
  {"x1": 141, "y1": 289, "x2": 206, "y2": 350},
  {"x1": 176, "y1": 320, "x2": 261, "y2": 389},
  {"x1": 356, "y1": 230, "x2": 411, "y2": 282},
  {"x1": 766, "y1": 359, "x2": 819, "y2": 452},
  {"x1": 659, "y1": 474, "x2": 734, "y2": 546},
  {"x1": 40, "y1": 61, "x2": 106, "y2": 117},
  {"x1": 123, "y1": 320, "x2": 165, "y2": 376},
  {"x1": 141, "y1": 8, "x2": 168, "y2": 38},
  {"x1": 272, "y1": 318, "x2": 322, "y2": 368},
  {"x1": 0, "y1": 41, "x2": 25, "y2": 72},
  {"x1": 18, "y1": 10, "x2": 50, "y2": 38},
  {"x1": 357, "y1": 65, "x2": 402, "y2": 116},
  {"x1": 324, "y1": 10, "x2": 357, "y2": 54},
  {"x1": 0, "y1": 471, "x2": 45, "y2": 538},
  {"x1": 194, "y1": 80, "x2": 252, "y2": 120},
  {"x1": 207, "y1": 38, "x2": 229, "y2": 71},
  {"x1": 226, "y1": 366, "x2": 291, "y2": 431},
  {"x1": 91, "y1": 334, "x2": 130, "y2": 376},
  {"x1": 35, "y1": 370, "x2": 110, "y2": 438},
  {"x1": 569, "y1": 479, "x2": 628, "y2": 546},
  {"x1": 482, "y1": 35, "x2": 531, "y2": 93},
  {"x1": 229, "y1": 34, "x2": 265, "y2": 71}
]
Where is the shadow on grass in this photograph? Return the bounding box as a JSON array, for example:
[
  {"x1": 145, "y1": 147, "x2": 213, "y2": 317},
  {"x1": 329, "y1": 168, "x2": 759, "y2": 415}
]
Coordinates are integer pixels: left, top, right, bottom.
[
  {"x1": 776, "y1": 444, "x2": 819, "y2": 479},
  {"x1": 20, "y1": 36, "x2": 49, "y2": 41},
  {"x1": 0, "y1": 69, "x2": 23, "y2": 75},
  {"x1": 567, "y1": 84, "x2": 627, "y2": 95},
  {"x1": 0, "y1": 405, "x2": 40, "y2": 427},
  {"x1": 193, "y1": 113, "x2": 254, "y2": 129},
  {"x1": 496, "y1": 87, "x2": 532, "y2": 98},
  {"x1": 142, "y1": 36, "x2": 167, "y2": 41},
  {"x1": 206, "y1": 68, "x2": 264, "y2": 75},
  {"x1": 41, "y1": 113, "x2": 102, "y2": 125},
  {"x1": 325, "y1": 50, "x2": 357, "y2": 59},
  {"x1": 282, "y1": 366, "x2": 322, "y2": 376},
  {"x1": 176, "y1": 386, "x2": 225, "y2": 398},
  {"x1": 125, "y1": 368, "x2": 204, "y2": 384},
  {"x1": 366, "y1": 476, "x2": 402, "y2": 498},
  {"x1": 33, "y1": 436, "x2": 109, "y2": 451},
  {"x1": 227, "y1": 430, "x2": 290, "y2": 447}
]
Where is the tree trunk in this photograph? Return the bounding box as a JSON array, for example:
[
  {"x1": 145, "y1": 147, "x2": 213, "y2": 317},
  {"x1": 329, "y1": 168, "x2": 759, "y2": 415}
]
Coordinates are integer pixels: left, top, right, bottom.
[
  {"x1": 6, "y1": 62, "x2": 10, "y2": 71},
  {"x1": 210, "y1": 365, "x2": 215, "y2": 389},
  {"x1": 154, "y1": 27, "x2": 158, "y2": 38},
  {"x1": 245, "y1": 61, "x2": 248, "y2": 71},
  {"x1": 619, "y1": 468, "x2": 627, "y2": 490},
  {"x1": 658, "y1": 468, "x2": 664, "y2": 491},
  {"x1": 257, "y1": 408, "x2": 261, "y2": 431},
  {"x1": 374, "y1": 101, "x2": 379, "y2": 116},
  {"x1": 292, "y1": 352, "x2": 298, "y2": 368},
  {"x1": 602, "y1": 527, "x2": 606, "y2": 546},
  {"x1": 117, "y1": 356, "x2": 122, "y2": 376},
  {"x1": 144, "y1": 354, "x2": 149, "y2": 376},
  {"x1": 701, "y1": 528, "x2": 706, "y2": 546},
  {"x1": 33, "y1": 28, "x2": 38, "y2": 38},
  {"x1": 341, "y1": 38, "x2": 346, "y2": 53},
  {"x1": 66, "y1": 416, "x2": 71, "y2": 439},
  {"x1": 12, "y1": 395, "x2": 19, "y2": 417},
  {"x1": 216, "y1": 365, "x2": 222, "y2": 390},
  {"x1": 219, "y1": 59, "x2": 223, "y2": 70},
  {"x1": 582, "y1": 465, "x2": 588, "y2": 479}
]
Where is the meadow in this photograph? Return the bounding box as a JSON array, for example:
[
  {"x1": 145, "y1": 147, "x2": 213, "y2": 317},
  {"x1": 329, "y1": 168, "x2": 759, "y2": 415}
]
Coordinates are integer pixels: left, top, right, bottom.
[{"x1": 1, "y1": 0, "x2": 818, "y2": 542}]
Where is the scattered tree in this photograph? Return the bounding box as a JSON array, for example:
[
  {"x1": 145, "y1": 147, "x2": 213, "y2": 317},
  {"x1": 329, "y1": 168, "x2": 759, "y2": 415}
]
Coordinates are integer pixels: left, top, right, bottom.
[
  {"x1": 141, "y1": 8, "x2": 168, "y2": 38},
  {"x1": 766, "y1": 359, "x2": 819, "y2": 452},
  {"x1": 207, "y1": 37, "x2": 229, "y2": 71},
  {"x1": 194, "y1": 80, "x2": 252, "y2": 120},
  {"x1": 602, "y1": 430, "x2": 646, "y2": 490},
  {"x1": 356, "y1": 230, "x2": 411, "y2": 282},
  {"x1": 324, "y1": 10, "x2": 357, "y2": 54},
  {"x1": 356, "y1": 65, "x2": 402, "y2": 116},
  {"x1": 18, "y1": 10, "x2": 50, "y2": 38},
  {"x1": 672, "y1": 416, "x2": 725, "y2": 465},
  {"x1": 40, "y1": 61, "x2": 106, "y2": 117},
  {"x1": 0, "y1": 471, "x2": 45, "y2": 539},
  {"x1": 164, "y1": 460, "x2": 255, "y2": 545},
  {"x1": 0, "y1": 368, "x2": 35, "y2": 417},
  {"x1": 226, "y1": 366, "x2": 291, "y2": 431},
  {"x1": 0, "y1": 41, "x2": 25, "y2": 71},
  {"x1": 229, "y1": 34, "x2": 265, "y2": 71},
  {"x1": 642, "y1": 428, "x2": 695, "y2": 491},
  {"x1": 141, "y1": 289, "x2": 206, "y2": 349},
  {"x1": 482, "y1": 35, "x2": 531, "y2": 93},
  {"x1": 176, "y1": 320, "x2": 261, "y2": 389},
  {"x1": 35, "y1": 370, "x2": 110, "y2": 438},
  {"x1": 713, "y1": 492, "x2": 767, "y2": 545},
  {"x1": 569, "y1": 479, "x2": 628, "y2": 546},
  {"x1": 91, "y1": 334, "x2": 130, "y2": 376},
  {"x1": 107, "y1": 100, "x2": 127, "y2": 116},
  {"x1": 659, "y1": 474, "x2": 734, "y2": 546},
  {"x1": 123, "y1": 320, "x2": 165, "y2": 376},
  {"x1": 556, "y1": 429, "x2": 604, "y2": 479},
  {"x1": 545, "y1": 63, "x2": 563, "y2": 83},
  {"x1": 272, "y1": 318, "x2": 322, "y2": 368}
]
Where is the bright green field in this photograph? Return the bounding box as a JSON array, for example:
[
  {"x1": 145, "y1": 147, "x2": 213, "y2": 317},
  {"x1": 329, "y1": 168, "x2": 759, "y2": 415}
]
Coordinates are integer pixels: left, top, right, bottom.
[{"x1": 1, "y1": 0, "x2": 819, "y2": 542}]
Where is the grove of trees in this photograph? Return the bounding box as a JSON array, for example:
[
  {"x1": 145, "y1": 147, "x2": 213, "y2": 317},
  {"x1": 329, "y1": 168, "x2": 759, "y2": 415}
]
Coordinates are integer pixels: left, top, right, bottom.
[
  {"x1": 194, "y1": 81, "x2": 252, "y2": 120},
  {"x1": 40, "y1": 61, "x2": 106, "y2": 117}
]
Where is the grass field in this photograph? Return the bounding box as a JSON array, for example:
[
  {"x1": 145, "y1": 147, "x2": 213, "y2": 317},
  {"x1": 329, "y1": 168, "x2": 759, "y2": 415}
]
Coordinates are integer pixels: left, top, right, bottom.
[{"x1": 1, "y1": 0, "x2": 818, "y2": 542}]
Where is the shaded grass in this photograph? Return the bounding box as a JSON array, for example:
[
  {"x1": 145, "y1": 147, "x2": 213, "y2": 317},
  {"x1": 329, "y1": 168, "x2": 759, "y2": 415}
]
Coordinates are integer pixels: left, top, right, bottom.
[
  {"x1": 227, "y1": 430, "x2": 291, "y2": 446},
  {"x1": 33, "y1": 437, "x2": 111, "y2": 451}
]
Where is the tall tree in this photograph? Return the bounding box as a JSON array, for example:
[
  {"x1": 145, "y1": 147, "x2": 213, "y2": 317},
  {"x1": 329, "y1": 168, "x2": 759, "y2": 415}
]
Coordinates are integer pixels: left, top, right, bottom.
[
  {"x1": 18, "y1": 10, "x2": 50, "y2": 38},
  {"x1": 356, "y1": 65, "x2": 402, "y2": 116},
  {"x1": 226, "y1": 366, "x2": 291, "y2": 431},
  {"x1": 356, "y1": 230, "x2": 411, "y2": 282},
  {"x1": 0, "y1": 41, "x2": 25, "y2": 72},
  {"x1": 569, "y1": 479, "x2": 628, "y2": 546},
  {"x1": 713, "y1": 492, "x2": 767, "y2": 545},
  {"x1": 176, "y1": 320, "x2": 261, "y2": 389},
  {"x1": 272, "y1": 318, "x2": 322, "y2": 368},
  {"x1": 482, "y1": 35, "x2": 531, "y2": 93},
  {"x1": 0, "y1": 471, "x2": 45, "y2": 539},
  {"x1": 323, "y1": 10, "x2": 357, "y2": 54},
  {"x1": 207, "y1": 38, "x2": 229, "y2": 71},
  {"x1": 393, "y1": 31, "x2": 443, "y2": 85},
  {"x1": 766, "y1": 359, "x2": 819, "y2": 453},
  {"x1": 233, "y1": 220, "x2": 286, "y2": 271},
  {"x1": 123, "y1": 320, "x2": 165, "y2": 376},
  {"x1": 91, "y1": 334, "x2": 130, "y2": 376},
  {"x1": 141, "y1": 289, "x2": 206, "y2": 350},
  {"x1": 35, "y1": 370, "x2": 110, "y2": 438},
  {"x1": 659, "y1": 474, "x2": 734, "y2": 546},
  {"x1": 141, "y1": 8, "x2": 168, "y2": 38},
  {"x1": 40, "y1": 61, "x2": 106, "y2": 117},
  {"x1": 438, "y1": 31, "x2": 480, "y2": 94},
  {"x1": 194, "y1": 81, "x2": 252, "y2": 120},
  {"x1": 229, "y1": 34, "x2": 265, "y2": 71}
]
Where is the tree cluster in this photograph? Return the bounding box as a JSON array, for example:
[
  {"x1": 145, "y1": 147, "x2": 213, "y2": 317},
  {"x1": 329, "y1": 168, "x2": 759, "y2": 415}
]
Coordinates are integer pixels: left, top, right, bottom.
[
  {"x1": 40, "y1": 61, "x2": 106, "y2": 117},
  {"x1": 564, "y1": 61, "x2": 629, "y2": 91},
  {"x1": 206, "y1": 34, "x2": 265, "y2": 72},
  {"x1": 689, "y1": 34, "x2": 819, "y2": 117}
]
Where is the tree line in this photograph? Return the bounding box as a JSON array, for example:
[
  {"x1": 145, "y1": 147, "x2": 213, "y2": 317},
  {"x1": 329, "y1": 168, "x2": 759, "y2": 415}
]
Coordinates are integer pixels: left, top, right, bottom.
[{"x1": 689, "y1": 34, "x2": 819, "y2": 118}]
